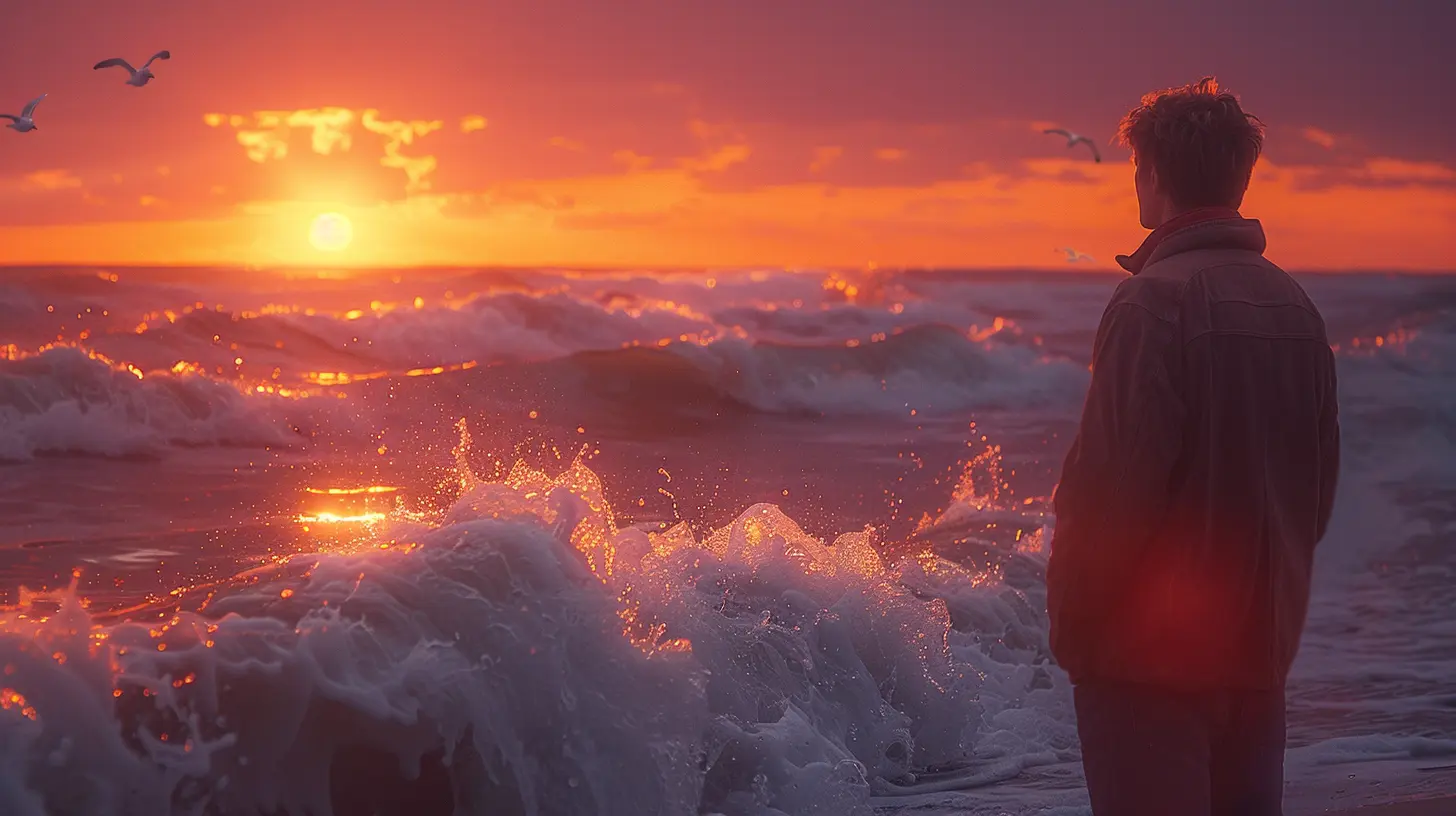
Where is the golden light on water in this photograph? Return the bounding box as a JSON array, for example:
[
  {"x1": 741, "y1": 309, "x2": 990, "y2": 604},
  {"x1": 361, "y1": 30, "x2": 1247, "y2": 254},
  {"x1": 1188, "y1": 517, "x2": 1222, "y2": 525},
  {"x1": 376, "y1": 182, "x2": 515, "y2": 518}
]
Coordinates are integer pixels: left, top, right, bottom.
[
  {"x1": 296, "y1": 511, "x2": 388, "y2": 525},
  {"x1": 308, "y1": 212, "x2": 354, "y2": 252},
  {"x1": 303, "y1": 486, "x2": 399, "y2": 496},
  {"x1": 298, "y1": 484, "x2": 398, "y2": 530}
]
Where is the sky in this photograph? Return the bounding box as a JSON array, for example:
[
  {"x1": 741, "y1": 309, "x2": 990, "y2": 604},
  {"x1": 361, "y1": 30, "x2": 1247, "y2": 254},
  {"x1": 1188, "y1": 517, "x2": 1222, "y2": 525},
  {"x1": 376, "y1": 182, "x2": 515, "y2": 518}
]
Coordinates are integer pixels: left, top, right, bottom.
[{"x1": 0, "y1": 0, "x2": 1452, "y2": 270}]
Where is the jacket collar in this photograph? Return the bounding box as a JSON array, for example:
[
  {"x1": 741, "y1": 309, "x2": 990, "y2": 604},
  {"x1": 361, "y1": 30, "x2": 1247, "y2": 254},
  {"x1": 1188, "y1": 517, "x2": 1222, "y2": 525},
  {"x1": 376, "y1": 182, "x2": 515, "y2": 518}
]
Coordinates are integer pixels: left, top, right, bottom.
[{"x1": 1116, "y1": 207, "x2": 1265, "y2": 274}]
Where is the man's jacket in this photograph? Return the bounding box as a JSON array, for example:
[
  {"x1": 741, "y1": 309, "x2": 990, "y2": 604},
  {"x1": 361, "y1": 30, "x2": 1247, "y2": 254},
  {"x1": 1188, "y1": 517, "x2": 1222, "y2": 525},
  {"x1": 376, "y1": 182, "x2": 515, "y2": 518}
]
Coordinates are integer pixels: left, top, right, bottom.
[{"x1": 1047, "y1": 211, "x2": 1341, "y2": 690}]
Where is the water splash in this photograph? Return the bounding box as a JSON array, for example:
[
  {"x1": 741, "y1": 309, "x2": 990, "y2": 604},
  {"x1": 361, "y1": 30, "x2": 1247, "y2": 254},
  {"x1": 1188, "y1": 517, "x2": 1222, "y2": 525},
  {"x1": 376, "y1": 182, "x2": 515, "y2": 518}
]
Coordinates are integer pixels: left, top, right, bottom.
[{"x1": 0, "y1": 423, "x2": 1072, "y2": 815}]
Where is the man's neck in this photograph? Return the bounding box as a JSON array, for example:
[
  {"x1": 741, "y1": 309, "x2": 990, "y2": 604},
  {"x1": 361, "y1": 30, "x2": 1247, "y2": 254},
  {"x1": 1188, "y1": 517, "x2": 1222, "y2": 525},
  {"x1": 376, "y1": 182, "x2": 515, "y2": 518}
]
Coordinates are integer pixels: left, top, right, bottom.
[{"x1": 1155, "y1": 204, "x2": 1240, "y2": 230}]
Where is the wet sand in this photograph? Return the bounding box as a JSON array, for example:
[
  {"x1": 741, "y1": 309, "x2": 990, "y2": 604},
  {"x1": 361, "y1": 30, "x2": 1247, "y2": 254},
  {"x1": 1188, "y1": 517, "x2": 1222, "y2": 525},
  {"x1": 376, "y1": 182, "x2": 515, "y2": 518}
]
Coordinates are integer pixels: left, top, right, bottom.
[{"x1": 1321, "y1": 798, "x2": 1456, "y2": 815}]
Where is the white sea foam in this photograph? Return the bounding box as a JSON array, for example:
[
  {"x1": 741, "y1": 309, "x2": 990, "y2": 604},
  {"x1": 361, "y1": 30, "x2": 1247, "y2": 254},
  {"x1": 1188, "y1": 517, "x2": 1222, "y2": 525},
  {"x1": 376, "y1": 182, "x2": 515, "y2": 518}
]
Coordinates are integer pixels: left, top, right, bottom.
[
  {"x1": 0, "y1": 346, "x2": 333, "y2": 461},
  {"x1": 0, "y1": 433, "x2": 1076, "y2": 815}
]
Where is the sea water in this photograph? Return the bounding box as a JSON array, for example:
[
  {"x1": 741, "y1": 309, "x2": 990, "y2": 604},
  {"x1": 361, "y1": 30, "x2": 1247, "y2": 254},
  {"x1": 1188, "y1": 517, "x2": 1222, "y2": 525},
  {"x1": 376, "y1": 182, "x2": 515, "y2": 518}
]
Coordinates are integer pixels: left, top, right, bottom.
[{"x1": 0, "y1": 265, "x2": 1452, "y2": 814}]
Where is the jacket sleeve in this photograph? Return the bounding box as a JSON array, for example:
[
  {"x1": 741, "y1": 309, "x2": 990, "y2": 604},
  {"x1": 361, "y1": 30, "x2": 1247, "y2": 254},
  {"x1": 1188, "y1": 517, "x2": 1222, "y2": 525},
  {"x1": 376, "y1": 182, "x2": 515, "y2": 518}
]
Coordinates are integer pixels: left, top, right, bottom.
[
  {"x1": 1316, "y1": 346, "x2": 1340, "y2": 543},
  {"x1": 1046, "y1": 295, "x2": 1187, "y2": 666}
]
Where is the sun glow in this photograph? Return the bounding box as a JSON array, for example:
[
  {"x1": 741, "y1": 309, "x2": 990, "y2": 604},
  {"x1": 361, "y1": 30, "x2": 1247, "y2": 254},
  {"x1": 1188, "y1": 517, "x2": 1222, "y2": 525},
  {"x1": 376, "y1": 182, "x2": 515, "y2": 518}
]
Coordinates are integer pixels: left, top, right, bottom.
[{"x1": 307, "y1": 212, "x2": 354, "y2": 252}]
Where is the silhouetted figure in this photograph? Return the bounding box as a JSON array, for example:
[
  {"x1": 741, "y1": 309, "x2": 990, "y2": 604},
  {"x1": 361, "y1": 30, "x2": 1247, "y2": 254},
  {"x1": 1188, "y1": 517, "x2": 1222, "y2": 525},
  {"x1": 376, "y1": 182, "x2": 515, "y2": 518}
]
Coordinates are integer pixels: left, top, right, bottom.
[{"x1": 1047, "y1": 77, "x2": 1340, "y2": 816}]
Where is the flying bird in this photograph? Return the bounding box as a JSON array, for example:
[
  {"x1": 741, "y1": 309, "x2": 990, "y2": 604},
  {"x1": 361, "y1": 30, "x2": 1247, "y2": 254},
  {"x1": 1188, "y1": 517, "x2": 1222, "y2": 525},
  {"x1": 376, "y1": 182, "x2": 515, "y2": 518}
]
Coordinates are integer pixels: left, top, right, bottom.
[
  {"x1": 93, "y1": 51, "x2": 171, "y2": 86},
  {"x1": 1057, "y1": 247, "x2": 1096, "y2": 264},
  {"x1": 1043, "y1": 128, "x2": 1102, "y2": 163},
  {"x1": 1, "y1": 94, "x2": 46, "y2": 133}
]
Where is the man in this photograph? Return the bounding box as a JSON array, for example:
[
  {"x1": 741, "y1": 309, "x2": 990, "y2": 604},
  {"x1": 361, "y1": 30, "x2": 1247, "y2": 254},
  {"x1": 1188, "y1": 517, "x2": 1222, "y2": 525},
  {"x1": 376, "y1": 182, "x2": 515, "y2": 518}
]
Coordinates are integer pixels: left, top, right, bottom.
[{"x1": 1046, "y1": 77, "x2": 1341, "y2": 815}]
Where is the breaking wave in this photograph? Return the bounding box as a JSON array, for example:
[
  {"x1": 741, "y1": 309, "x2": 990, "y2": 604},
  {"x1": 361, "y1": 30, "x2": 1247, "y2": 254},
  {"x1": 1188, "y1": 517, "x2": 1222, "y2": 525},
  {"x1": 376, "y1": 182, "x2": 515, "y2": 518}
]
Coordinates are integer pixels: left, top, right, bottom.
[
  {"x1": 0, "y1": 430, "x2": 1074, "y2": 815},
  {"x1": 0, "y1": 347, "x2": 332, "y2": 462}
]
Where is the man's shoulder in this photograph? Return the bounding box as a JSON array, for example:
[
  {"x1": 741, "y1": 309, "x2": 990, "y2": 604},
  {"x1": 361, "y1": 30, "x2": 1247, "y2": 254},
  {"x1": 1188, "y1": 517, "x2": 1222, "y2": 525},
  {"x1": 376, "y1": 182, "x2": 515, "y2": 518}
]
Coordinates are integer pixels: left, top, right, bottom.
[
  {"x1": 1143, "y1": 249, "x2": 1317, "y2": 309},
  {"x1": 1143, "y1": 243, "x2": 1276, "y2": 282},
  {"x1": 1109, "y1": 272, "x2": 1186, "y2": 324}
]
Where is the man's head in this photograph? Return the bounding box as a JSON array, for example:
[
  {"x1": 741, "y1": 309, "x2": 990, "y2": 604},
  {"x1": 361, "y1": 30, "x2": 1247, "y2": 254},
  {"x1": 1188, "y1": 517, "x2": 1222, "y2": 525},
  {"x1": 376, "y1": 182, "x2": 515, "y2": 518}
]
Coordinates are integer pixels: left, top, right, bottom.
[{"x1": 1117, "y1": 76, "x2": 1265, "y2": 229}]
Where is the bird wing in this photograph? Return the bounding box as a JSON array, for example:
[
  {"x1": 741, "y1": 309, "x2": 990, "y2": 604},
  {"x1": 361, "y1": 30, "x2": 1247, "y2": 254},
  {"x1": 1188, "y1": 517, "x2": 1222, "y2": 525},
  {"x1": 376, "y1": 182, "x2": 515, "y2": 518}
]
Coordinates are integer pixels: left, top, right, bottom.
[
  {"x1": 1043, "y1": 128, "x2": 1071, "y2": 137},
  {"x1": 144, "y1": 50, "x2": 172, "y2": 68},
  {"x1": 21, "y1": 94, "x2": 46, "y2": 118},
  {"x1": 1079, "y1": 140, "x2": 1103, "y2": 162},
  {"x1": 0, "y1": 114, "x2": 17, "y2": 122},
  {"x1": 94, "y1": 57, "x2": 137, "y2": 73}
]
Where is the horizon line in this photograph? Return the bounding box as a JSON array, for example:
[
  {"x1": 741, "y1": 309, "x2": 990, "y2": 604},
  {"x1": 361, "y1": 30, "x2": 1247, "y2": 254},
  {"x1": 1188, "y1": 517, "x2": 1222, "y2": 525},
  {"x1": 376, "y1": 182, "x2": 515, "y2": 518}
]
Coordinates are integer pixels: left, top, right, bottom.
[{"x1": 0, "y1": 262, "x2": 1448, "y2": 277}]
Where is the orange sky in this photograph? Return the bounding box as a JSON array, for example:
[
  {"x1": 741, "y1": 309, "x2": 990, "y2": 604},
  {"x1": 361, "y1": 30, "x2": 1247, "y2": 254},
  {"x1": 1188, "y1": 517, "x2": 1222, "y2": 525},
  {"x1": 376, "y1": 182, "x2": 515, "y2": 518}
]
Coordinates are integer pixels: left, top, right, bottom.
[{"x1": 0, "y1": 1, "x2": 1451, "y2": 271}]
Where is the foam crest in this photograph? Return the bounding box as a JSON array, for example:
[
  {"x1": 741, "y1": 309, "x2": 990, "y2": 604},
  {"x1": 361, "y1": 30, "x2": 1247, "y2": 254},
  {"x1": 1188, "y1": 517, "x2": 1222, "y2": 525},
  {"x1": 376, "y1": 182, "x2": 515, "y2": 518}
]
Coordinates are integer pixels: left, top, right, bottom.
[{"x1": 0, "y1": 346, "x2": 331, "y2": 461}]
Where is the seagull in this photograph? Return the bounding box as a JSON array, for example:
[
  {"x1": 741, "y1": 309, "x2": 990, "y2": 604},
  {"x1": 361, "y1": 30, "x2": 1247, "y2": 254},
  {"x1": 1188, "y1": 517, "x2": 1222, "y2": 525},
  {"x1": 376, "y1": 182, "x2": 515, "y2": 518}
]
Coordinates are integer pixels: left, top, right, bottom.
[
  {"x1": 1043, "y1": 128, "x2": 1102, "y2": 163},
  {"x1": 1, "y1": 94, "x2": 46, "y2": 133},
  {"x1": 1057, "y1": 247, "x2": 1096, "y2": 264},
  {"x1": 93, "y1": 50, "x2": 171, "y2": 86}
]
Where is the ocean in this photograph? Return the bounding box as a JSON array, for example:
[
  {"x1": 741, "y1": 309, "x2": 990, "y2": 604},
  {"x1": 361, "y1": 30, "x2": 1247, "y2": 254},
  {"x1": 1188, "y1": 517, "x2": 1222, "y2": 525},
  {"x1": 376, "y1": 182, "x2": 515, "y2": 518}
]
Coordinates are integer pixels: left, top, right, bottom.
[{"x1": 0, "y1": 264, "x2": 1452, "y2": 815}]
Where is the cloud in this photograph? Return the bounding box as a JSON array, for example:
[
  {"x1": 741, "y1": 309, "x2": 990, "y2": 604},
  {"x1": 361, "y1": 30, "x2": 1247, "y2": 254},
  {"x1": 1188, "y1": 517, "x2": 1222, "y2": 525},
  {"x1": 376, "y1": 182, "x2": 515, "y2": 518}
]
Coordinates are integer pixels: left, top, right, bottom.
[
  {"x1": 1268, "y1": 157, "x2": 1456, "y2": 191},
  {"x1": 1361, "y1": 158, "x2": 1456, "y2": 183},
  {"x1": 206, "y1": 106, "x2": 446, "y2": 194},
  {"x1": 673, "y1": 118, "x2": 753, "y2": 173},
  {"x1": 21, "y1": 170, "x2": 83, "y2": 191},
  {"x1": 809, "y1": 146, "x2": 843, "y2": 173},
  {"x1": 361, "y1": 110, "x2": 444, "y2": 193},
  {"x1": 6, "y1": 148, "x2": 1454, "y2": 270},
  {"x1": 460, "y1": 115, "x2": 489, "y2": 134},
  {"x1": 205, "y1": 108, "x2": 357, "y2": 163},
  {"x1": 687, "y1": 119, "x2": 730, "y2": 141},
  {"x1": 1020, "y1": 157, "x2": 1106, "y2": 185},
  {"x1": 1302, "y1": 126, "x2": 1337, "y2": 150},
  {"x1": 365, "y1": 150, "x2": 1452, "y2": 270},
  {"x1": 612, "y1": 150, "x2": 654, "y2": 172},
  {"x1": 874, "y1": 148, "x2": 908, "y2": 162},
  {"x1": 548, "y1": 136, "x2": 586, "y2": 152},
  {"x1": 680, "y1": 144, "x2": 751, "y2": 173}
]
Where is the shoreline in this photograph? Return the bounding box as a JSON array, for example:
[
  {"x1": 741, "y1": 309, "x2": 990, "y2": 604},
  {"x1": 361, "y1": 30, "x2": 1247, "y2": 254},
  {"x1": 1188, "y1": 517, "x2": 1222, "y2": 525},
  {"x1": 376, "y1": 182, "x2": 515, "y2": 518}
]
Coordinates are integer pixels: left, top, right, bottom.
[{"x1": 1320, "y1": 799, "x2": 1456, "y2": 815}]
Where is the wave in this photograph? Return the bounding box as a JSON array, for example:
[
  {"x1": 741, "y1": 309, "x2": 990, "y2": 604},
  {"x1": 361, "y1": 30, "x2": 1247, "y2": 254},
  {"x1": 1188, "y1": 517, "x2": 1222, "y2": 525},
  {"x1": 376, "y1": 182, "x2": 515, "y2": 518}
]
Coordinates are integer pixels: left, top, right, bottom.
[
  {"x1": 484, "y1": 324, "x2": 1090, "y2": 420},
  {"x1": 0, "y1": 346, "x2": 332, "y2": 462},
  {"x1": 47, "y1": 277, "x2": 1082, "y2": 383},
  {"x1": 90, "y1": 291, "x2": 721, "y2": 380},
  {"x1": 0, "y1": 432, "x2": 1073, "y2": 815}
]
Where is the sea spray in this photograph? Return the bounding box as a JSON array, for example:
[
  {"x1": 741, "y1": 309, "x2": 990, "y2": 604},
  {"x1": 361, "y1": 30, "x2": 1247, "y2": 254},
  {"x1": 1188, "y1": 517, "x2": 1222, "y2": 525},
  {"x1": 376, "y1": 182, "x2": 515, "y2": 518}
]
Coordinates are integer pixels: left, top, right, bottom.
[{"x1": 0, "y1": 424, "x2": 1073, "y2": 815}]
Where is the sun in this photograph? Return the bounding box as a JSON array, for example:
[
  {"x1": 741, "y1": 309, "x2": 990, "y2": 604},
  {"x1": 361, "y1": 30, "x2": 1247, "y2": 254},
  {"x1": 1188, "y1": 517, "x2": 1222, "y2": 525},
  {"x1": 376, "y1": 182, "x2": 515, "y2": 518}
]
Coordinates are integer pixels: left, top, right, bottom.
[{"x1": 308, "y1": 212, "x2": 354, "y2": 252}]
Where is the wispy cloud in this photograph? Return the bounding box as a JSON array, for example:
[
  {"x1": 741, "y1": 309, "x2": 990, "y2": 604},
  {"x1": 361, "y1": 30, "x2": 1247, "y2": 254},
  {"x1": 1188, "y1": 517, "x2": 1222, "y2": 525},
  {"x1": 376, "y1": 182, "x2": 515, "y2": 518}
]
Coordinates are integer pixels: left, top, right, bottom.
[
  {"x1": 460, "y1": 115, "x2": 489, "y2": 134},
  {"x1": 612, "y1": 150, "x2": 654, "y2": 172},
  {"x1": 677, "y1": 118, "x2": 752, "y2": 173},
  {"x1": 874, "y1": 148, "x2": 908, "y2": 162},
  {"x1": 1268, "y1": 156, "x2": 1456, "y2": 191},
  {"x1": 680, "y1": 144, "x2": 751, "y2": 172},
  {"x1": 21, "y1": 169, "x2": 83, "y2": 191},
  {"x1": 548, "y1": 136, "x2": 586, "y2": 152},
  {"x1": 809, "y1": 146, "x2": 843, "y2": 173},
  {"x1": 1361, "y1": 158, "x2": 1456, "y2": 183},
  {"x1": 1302, "y1": 126, "x2": 1337, "y2": 149}
]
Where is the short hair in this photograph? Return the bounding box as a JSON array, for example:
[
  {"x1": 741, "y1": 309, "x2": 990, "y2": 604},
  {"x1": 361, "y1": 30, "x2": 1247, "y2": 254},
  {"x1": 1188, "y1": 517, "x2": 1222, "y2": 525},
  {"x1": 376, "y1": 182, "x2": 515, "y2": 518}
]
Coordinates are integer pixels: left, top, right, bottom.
[{"x1": 1116, "y1": 76, "x2": 1266, "y2": 210}]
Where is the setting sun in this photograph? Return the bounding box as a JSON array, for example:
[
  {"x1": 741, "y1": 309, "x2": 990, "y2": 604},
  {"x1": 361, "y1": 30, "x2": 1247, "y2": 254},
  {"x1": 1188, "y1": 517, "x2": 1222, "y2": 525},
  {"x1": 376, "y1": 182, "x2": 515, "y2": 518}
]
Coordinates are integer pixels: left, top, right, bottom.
[{"x1": 308, "y1": 212, "x2": 354, "y2": 252}]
